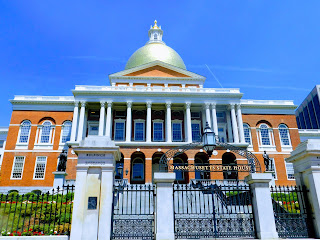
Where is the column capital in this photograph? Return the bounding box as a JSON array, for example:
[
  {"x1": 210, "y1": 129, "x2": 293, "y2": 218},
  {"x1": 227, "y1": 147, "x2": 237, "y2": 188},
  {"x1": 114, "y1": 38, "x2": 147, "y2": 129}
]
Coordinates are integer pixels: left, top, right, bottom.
[
  {"x1": 236, "y1": 103, "x2": 241, "y2": 110},
  {"x1": 211, "y1": 103, "x2": 216, "y2": 109},
  {"x1": 126, "y1": 101, "x2": 132, "y2": 108},
  {"x1": 166, "y1": 102, "x2": 171, "y2": 108},
  {"x1": 100, "y1": 101, "x2": 106, "y2": 107},
  {"x1": 80, "y1": 101, "x2": 86, "y2": 107},
  {"x1": 204, "y1": 103, "x2": 210, "y2": 109},
  {"x1": 185, "y1": 102, "x2": 191, "y2": 109},
  {"x1": 107, "y1": 101, "x2": 113, "y2": 108},
  {"x1": 229, "y1": 103, "x2": 235, "y2": 110},
  {"x1": 74, "y1": 101, "x2": 80, "y2": 107},
  {"x1": 146, "y1": 101, "x2": 152, "y2": 108}
]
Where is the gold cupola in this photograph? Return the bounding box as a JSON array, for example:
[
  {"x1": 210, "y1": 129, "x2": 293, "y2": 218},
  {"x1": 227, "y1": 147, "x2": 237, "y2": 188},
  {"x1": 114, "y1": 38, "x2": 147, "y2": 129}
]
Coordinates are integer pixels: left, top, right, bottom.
[{"x1": 125, "y1": 20, "x2": 186, "y2": 70}]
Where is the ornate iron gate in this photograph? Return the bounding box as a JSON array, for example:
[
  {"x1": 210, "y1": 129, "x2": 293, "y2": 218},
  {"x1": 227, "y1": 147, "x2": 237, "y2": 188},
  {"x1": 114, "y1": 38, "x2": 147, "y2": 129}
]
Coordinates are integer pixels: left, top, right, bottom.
[
  {"x1": 173, "y1": 180, "x2": 255, "y2": 239},
  {"x1": 270, "y1": 185, "x2": 314, "y2": 238},
  {"x1": 111, "y1": 181, "x2": 156, "y2": 240}
]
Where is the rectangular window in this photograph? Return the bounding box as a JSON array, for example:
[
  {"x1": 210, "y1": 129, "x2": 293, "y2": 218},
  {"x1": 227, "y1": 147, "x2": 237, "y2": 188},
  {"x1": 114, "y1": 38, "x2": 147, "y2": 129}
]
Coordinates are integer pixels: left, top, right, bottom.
[
  {"x1": 0, "y1": 140, "x2": 4, "y2": 148},
  {"x1": 34, "y1": 156, "x2": 47, "y2": 179},
  {"x1": 308, "y1": 101, "x2": 318, "y2": 129},
  {"x1": 11, "y1": 156, "x2": 25, "y2": 179},
  {"x1": 285, "y1": 162, "x2": 295, "y2": 180},
  {"x1": 303, "y1": 107, "x2": 312, "y2": 129},
  {"x1": 269, "y1": 158, "x2": 277, "y2": 179},
  {"x1": 114, "y1": 121, "x2": 125, "y2": 141},
  {"x1": 296, "y1": 116, "x2": 301, "y2": 129},
  {"x1": 191, "y1": 123, "x2": 201, "y2": 142},
  {"x1": 313, "y1": 95, "x2": 320, "y2": 126},
  {"x1": 134, "y1": 121, "x2": 145, "y2": 141},
  {"x1": 299, "y1": 112, "x2": 306, "y2": 129},
  {"x1": 153, "y1": 122, "x2": 163, "y2": 141},
  {"x1": 172, "y1": 122, "x2": 182, "y2": 141}
]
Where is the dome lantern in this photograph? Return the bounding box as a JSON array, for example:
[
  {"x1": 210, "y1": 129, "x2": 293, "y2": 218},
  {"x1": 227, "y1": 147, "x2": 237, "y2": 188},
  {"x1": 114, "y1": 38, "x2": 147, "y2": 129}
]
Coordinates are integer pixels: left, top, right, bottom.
[{"x1": 147, "y1": 20, "x2": 164, "y2": 44}]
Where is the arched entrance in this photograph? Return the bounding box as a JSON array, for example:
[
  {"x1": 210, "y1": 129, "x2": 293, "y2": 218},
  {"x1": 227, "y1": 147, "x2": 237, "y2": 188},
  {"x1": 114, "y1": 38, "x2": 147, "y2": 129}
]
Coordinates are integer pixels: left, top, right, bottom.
[
  {"x1": 130, "y1": 152, "x2": 145, "y2": 184},
  {"x1": 222, "y1": 152, "x2": 238, "y2": 180},
  {"x1": 194, "y1": 152, "x2": 210, "y2": 179},
  {"x1": 173, "y1": 153, "x2": 188, "y2": 184},
  {"x1": 152, "y1": 152, "x2": 163, "y2": 182}
]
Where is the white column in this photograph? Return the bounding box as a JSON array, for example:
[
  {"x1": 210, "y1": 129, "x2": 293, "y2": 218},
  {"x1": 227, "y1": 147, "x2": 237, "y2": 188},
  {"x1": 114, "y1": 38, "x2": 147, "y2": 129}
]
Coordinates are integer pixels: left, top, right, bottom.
[
  {"x1": 105, "y1": 101, "x2": 112, "y2": 138},
  {"x1": 98, "y1": 166, "x2": 115, "y2": 240},
  {"x1": 186, "y1": 102, "x2": 192, "y2": 143},
  {"x1": 146, "y1": 102, "x2": 152, "y2": 143},
  {"x1": 230, "y1": 104, "x2": 239, "y2": 143},
  {"x1": 226, "y1": 111, "x2": 233, "y2": 142},
  {"x1": 77, "y1": 101, "x2": 86, "y2": 142},
  {"x1": 245, "y1": 173, "x2": 279, "y2": 239},
  {"x1": 70, "y1": 101, "x2": 79, "y2": 142},
  {"x1": 126, "y1": 101, "x2": 132, "y2": 142},
  {"x1": 211, "y1": 103, "x2": 218, "y2": 135},
  {"x1": 70, "y1": 166, "x2": 88, "y2": 240},
  {"x1": 236, "y1": 104, "x2": 245, "y2": 143},
  {"x1": 205, "y1": 103, "x2": 212, "y2": 128},
  {"x1": 98, "y1": 101, "x2": 105, "y2": 136},
  {"x1": 154, "y1": 172, "x2": 176, "y2": 240},
  {"x1": 166, "y1": 102, "x2": 172, "y2": 143}
]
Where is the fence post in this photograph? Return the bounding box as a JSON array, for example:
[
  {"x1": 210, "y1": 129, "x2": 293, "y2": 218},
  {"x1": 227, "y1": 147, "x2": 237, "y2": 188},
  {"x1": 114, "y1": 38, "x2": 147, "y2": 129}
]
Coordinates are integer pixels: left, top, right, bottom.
[
  {"x1": 287, "y1": 139, "x2": 320, "y2": 238},
  {"x1": 154, "y1": 172, "x2": 176, "y2": 240},
  {"x1": 245, "y1": 173, "x2": 278, "y2": 239}
]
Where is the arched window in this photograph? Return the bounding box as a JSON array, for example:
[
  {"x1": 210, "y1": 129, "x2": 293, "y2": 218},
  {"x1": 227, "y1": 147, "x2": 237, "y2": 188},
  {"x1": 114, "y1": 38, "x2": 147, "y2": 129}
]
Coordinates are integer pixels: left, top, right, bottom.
[
  {"x1": 154, "y1": 33, "x2": 158, "y2": 40},
  {"x1": 278, "y1": 124, "x2": 291, "y2": 146},
  {"x1": 173, "y1": 158, "x2": 185, "y2": 182},
  {"x1": 40, "y1": 121, "x2": 52, "y2": 143},
  {"x1": 61, "y1": 121, "x2": 72, "y2": 143},
  {"x1": 260, "y1": 124, "x2": 271, "y2": 145},
  {"x1": 194, "y1": 153, "x2": 210, "y2": 180},
  {"x1": 243, "y1": 123, "x2": 252, "y2": 145},
  {"x1": 18, "y1": 120, "x2": 31, "y2": 143},
  {"x1": 131, "y1": 158, "x2": 144, "y2": 183}
]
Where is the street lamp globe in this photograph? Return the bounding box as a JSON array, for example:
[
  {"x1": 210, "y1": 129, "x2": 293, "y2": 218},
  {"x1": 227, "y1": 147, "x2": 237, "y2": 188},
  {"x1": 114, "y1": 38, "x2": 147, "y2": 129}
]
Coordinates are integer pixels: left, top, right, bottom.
[{"x1": 202, "y1": 122, "x2": 216, "y2": 157}]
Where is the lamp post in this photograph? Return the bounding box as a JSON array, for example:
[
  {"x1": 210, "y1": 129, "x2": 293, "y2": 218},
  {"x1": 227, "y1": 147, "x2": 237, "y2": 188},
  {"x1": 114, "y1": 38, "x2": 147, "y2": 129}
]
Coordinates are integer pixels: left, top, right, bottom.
[{"x1": 202, "y1": 122, "x2": 216, "y2": 157}]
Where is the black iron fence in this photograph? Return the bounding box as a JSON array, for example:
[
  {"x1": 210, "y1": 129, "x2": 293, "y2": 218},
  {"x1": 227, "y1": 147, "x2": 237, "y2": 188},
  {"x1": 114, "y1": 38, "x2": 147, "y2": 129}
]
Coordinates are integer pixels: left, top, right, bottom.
[
  {"x1": 270, "y1": 185, "x2": 314, "y2": 238},
  {"x1": 111, "y1": 182, "x2": 156, "y2": 240},
  {"x1": 173, "y1": 180, "x2": 255, "y2": 239},
  {"x1": 0, "y1": 185, "x2": 74, "y2": 237}
]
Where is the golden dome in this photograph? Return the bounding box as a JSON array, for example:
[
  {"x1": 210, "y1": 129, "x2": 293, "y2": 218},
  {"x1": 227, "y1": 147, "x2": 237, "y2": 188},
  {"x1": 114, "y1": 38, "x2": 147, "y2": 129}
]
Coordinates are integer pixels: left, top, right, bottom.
[
  {"x1": 125, "y1": 21, "x2": 186, "y2": 70},
  {"x1": 125, "y1": 42, "x2": 186, "y2": 70}
]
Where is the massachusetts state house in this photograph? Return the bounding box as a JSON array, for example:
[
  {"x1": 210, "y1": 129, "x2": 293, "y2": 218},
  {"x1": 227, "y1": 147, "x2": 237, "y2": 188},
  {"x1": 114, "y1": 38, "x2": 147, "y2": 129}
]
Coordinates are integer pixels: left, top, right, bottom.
[{"x1": 0, "y1": 21, "x2": 299, "y2": 193}]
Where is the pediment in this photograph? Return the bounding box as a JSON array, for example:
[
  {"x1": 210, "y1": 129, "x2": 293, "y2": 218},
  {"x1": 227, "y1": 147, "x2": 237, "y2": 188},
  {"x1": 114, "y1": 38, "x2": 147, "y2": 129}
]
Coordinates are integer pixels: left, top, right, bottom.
[
  {"x1": 109, "y1": 60, "x2": 205, "y2": 80},
  {"x1": 124, "y1": 65, "x2": 191, "y2": 78}
]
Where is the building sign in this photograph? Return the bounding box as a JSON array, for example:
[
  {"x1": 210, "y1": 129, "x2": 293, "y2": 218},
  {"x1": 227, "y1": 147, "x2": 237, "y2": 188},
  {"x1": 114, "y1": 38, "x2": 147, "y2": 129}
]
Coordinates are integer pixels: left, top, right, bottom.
[{"x1": 168, "y1": 164, "x2": 252, "y2": 172}]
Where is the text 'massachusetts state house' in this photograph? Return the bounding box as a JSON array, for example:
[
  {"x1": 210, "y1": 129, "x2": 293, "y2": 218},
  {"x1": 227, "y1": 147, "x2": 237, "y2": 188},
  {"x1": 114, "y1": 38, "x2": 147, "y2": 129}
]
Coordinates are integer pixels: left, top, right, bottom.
[{"x1": 0, "y1": 21, "x2": 300, "y2": 193}]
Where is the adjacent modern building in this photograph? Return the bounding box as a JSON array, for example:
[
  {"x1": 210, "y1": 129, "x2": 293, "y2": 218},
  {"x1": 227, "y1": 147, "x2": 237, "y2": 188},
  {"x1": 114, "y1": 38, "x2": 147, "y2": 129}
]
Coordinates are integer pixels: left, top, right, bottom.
[
  {"x1": 0, "y1": 127, "x2": 8, "y2": 169},
  {"x1": 0, "y1": 21, "x2": 300, "y2": 193}
]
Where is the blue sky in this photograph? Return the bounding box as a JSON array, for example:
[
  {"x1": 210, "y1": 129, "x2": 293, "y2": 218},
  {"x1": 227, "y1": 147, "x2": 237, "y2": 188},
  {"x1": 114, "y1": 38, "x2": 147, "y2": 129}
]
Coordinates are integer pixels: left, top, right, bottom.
[{"x1": 0, "y1": 1, "x2": 319, "y2": 126}]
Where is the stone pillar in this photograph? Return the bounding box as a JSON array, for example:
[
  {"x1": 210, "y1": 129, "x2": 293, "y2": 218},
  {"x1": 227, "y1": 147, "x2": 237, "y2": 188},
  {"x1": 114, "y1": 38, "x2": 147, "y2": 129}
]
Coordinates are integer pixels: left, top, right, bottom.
[
  {"x1": 126, "y1": 101, "x2": 132, "y2": 142},
  {"x1": 77, "y1": 101, "x2": 86, "y2": 142},
  {"x1": 70, "y1": 101, "x2": 79, "y2": 142},
  {"x1": 286, "y1": 139, "x2": 320, "y2": 238},
  {"x1": 105, "y1": 101, "x2": 112, "y2": 138},
  {"x1": 70, "y1": 136, "x2": 120, "y2": 240},
  {"x1": 146, "y1": 102, "x2": 152, "y2": 143},
  {"x1": 166, "y1": 102, "x2": 172, "y2": 143},
  {"x1": 53, "y1": 171, "x2": 67, "y2": 189},
  {"x1": 98, "y1": 101, "x2": 105, "y2": 136},
  {"x1": 211, "y1": 103, "x2": 218, "y2": 135},
  {"x1": 230, "y1": 104, "x2": 239, "y2": 143},
  {"x1": 236, "y1": 104, "x2": 245, "y2": 143},
  {"x1": 226, "y1": 111, "x2": 233, "y2": 142},
  {"x1": 185, "y1": 102, "x2": 192, "y2": 143},
  {"x1": 245, "y1": 173, "x2": 278, "y2": 239},
  {"x1": 205, "y1": 103, "x2": 212, "y2": 128},
  {"x1": 154, "y1": 172, "x2": 176, "y2": 240}
]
